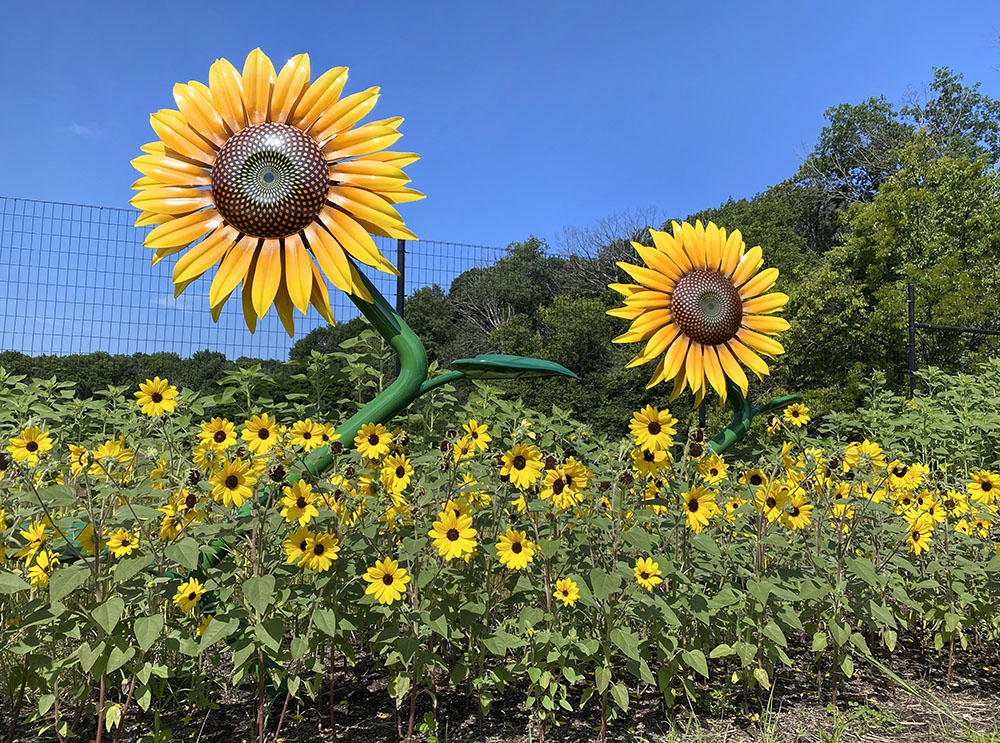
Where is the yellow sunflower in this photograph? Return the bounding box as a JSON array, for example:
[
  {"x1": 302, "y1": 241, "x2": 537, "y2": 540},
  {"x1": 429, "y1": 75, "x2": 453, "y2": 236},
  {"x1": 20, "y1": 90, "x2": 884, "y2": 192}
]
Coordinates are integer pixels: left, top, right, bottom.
[
  {"x1": 780, "y1": 492, "x2": 813, "y2": 530},
  {"x1": 28, "y1": 549, "x2": 59, "y2": 588},
  {"x1": 553, "y1": 578, "x2": 580, "y2": 607},
  {"x1": 242, "y1": 413, "x2": 279, "y2": 454},
  {"x1": 290, "y1": 419, "x2": 324, "y2": 451},
  {"x1": 633, "y1": 557, "x2": 663, "y2": 591},
  {"x1": 134, "y1": 377, "x2": 179, "y2": 417},
  {"x1": 279, "y1": 480, "x2": 319, "y2": 525},
  {"x1": 107, "y1": 529, "x2": 139, "y2": 559},
  {"x1": 495, "y1": 528, "x2": 535, "y2": 570},
  {"x1": 428, "y1": 509, "x2": 477, "y2": 561},
  {"x1": 500, "y1": 444, "x2": 544, "y2": 490},
  {"x1": 363, "y1": 557, "x2": 410, "y2": 605},
  {"x1": 283, "y1": 527, "x2": 312, "y2": 565},
  {"x1": 198, "y1": 417, "x2": 237, "y2": 451},
  {"x1": 301, "y1": 533, "x2": 340, "y2": 571},
  {"x1": 680, "y1": 486, "x2": 718, "y2": 533},
  {"x1": 609, "y1": 221, "x2": 789, "y2": 401},
  {"x1": 905, "y1": 511, "x2": 934, "y2": 555},
  {"x1": 842, "y1": 439, "x2": 888, "y2": 472},
  {"x1": 629, "y1": 405, "x2": 677, "y2": 451},
  {"x1": 462, "y1": 419, "x2": 491, "y2": 451},
  {"x1": 173, "y1": 577, "x2": 207, "y2": 613},
  {"x1": 210, "y1": 458, "x2": 257, "y2": 507},
  {"x1": 697, "y1": 453, "x2": 728, "y2": 485},
  {"x1": 381, "y1": 453, "x2": 413, "y2": 492},
  {"x1": 968, "y1": 470, "x2": 999, "y2": 506},
  {"x1": 7, "y1": 427, "x2": 53, "y2": 465},
  {"x1": 631, "y1": 447, "x2": 668, "y2": 478},
  {"x1": 355, "y1": 422, "x2": 392, "y2": 459},
  {"x1": 131, "y1": 49, "x2": 422, "y2": 334}
]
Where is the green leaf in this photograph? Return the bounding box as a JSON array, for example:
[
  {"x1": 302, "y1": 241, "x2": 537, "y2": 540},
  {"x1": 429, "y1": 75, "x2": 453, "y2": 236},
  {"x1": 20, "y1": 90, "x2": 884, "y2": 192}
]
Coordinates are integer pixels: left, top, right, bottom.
[
  {"x1": 884, "y1": 629, "x2": 898, "y2": 653},
  {"x1": 37, "y1": 485, "x2": 76, "y2": 508},
  {"x1": 709, "y1": 643, "x2": 734, "y2": 659},
  {"x1": 48, "y1": 565, "x2": 90, "y2": 602},
  {"x1": 589, "y1": 568, "x2": 621, "y2": 602},
  {"x1": 134, "y1": 615, "x2": 164, "y2": 653},
  {"x1": 841, "y1": 654, "x2": 855, "y2": 678},
  {"x1": 595, "y1": 666, "x2": 611, "y2": 694},
  {"x1": 610, "y1": 628, "x2": 640, "y2": 662},
  {"x1": 753, "y1": 667, "x2": 770, "y2": 689},
  {"x1": 449, "y1": 354, "x2": 578, "y2": 380},
  {"x1": 682, "y1": 649, "x2": 709, "y2": 678},
  {"x1": 164, "y1": 538, "x2": 200, "y2": 570},
  {"x1": 811, "y1": 632, "x2": 828, "y2": 653},
  {"x1": 847, "y1": 556, "x2": 879, "y2": 587},
  {"x1": 0, "y1": 569, "x2": 30, "y2": 595},
  {"x1": 199, "y1": 616, "x2": 237, "y2": 649},
  {"x1": 623, "y1": 526, "x2": 652, "y2": 553},
  {"x1": 106, "y1": 646, "x2": 134, "y2": 675},
  {"x1": 313, "y1": 608, "x2": 337, "y2": 638},
  {"x1": 254, "y1": 619, "x2": 283, "y2": 652},
  {"x1": 114, "y1": 553, "x2": 154, "y2": 583},
  {"x1": 78, "y1": 641, "x2": 106, "y2": 673},
  {"x1": 242, "y1": 575, "x2": 275, "y2": 616},
  {"x1": 92, "y1": 597, "x2": 125, "y2": 635},
  {"x1": 762, "y1": 621, "x2": 787, "y2": 648},
  {"x1": 610, "y1": 683, "x2": 629, "y2": 712}
]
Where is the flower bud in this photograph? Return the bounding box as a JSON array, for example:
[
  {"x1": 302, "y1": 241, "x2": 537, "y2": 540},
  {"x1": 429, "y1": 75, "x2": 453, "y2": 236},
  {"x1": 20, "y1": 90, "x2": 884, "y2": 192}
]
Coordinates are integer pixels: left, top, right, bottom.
[
  {"x1": 440, "y1": 440, "x2": 452, "y2": 453},
  {"x1": 618, "y1": 472, "x2": 633, "y2": 486},
  {"x1": 269, "y1": 465, "x2": 287, "y2": 483},
  {"x1": 544, "y1": 456, "x2": 557, "y2": 470},
  {"x1": 689, "y1": 442, "x2": 704, "y2": 458},
  {"x1": 187, "y1": 469, "x2": 201, "y2": 485},
  {"x1": 330, "y1": 441, "x2": 343, "y2": 455},
  {"x1": 691, "y1": 428, "x2": 705, "y2": 443}
]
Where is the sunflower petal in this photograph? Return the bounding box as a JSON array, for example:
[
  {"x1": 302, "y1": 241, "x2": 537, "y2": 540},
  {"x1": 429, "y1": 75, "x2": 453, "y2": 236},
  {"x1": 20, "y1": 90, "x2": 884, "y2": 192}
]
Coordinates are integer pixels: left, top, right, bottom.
[
  {"x1": 131, "y1": 187, "x2": 214, "y2": 216},
  {"x1": 742, "y1": 314, "x2": 791, "y2": 334},
  {"x1": 135, "y1": 211, "x2": 173, "y2": 227},
  {"x1": 271, "y1": 53, "x2": 310, "y2": 123},
  {"x1": 273, "y1": 281, "x2": 296, "y2": 337},
  {"x1": 634, "y1": 244, "x2": 684, "y2": 283},
  {"x1": 251, "y1": 239, "x2": 282, "y2": 317},
  {"x1": 739, "y1": 267, "x2": 779, "y2": 299},
  {"x1": 703, "y1": 345, "x2": 727, "y2": 402},
  {"x1": 209, "y1": 57, "x2": 247, "y2": 132},
  {"x1": 681, "y1": 221, "x2": 706, "y2": 270},
  {"x1": 361, "y1": 150, "x2": 421, "y2": 168},
  {"x1": 615, "y1": 262, "x2": 674, "y2": 293},
  {"x1": 662, "y1": 334, "x2": 689, "y2": 383},
  {"x1": 310, "y1": 87, "x2": 380, "y2": 142},
  {"x1": 715, "y1": 343, "x2": 749, "y2": 398},
  {"x1": 319, "y1": 205, "x2": 398, "y2": 274},
  {"x1": 150, "y1": 110, "x2": 216, "y2": 164},
  {"x1": 292, "y1": 66, "x2": 348, "y2": 130},
  {"x1": 742, "y1": 292, "x2": 788, "y2": 314},
  {"x1": 685, "y1": 343, "x2": 705, "y2": 394},
  {"x1": 144, "y1": 208, "x2": 221, "y2": 249},
  {"x1": 330, "y1": 160, "x2": 410, "y2": 190},
  {"x1": 650, "y1": 228, "x2": 693, "y2": 272},
  {"x1": 736, "y1": 327, "x2": 785, "y2": 357},
  {"x1": 241, "y1": 252, "x2": 259, "y2": 333},
  {"x1": 131, "y1": 153, "x2": 211, "y2": 187},
  {"x1": 705, "y1": 222, "x2": 723, "y2": 272},
  {"x1": 623, "y1": 290, "x2": 672, "y2": 309},
  {"x1": 720, "y1": 228, "x2": 744, "y2": 277},
  {"x1": 645, "y1": 356, "x2": 667, "y2": 389},
  {"x1": 173, "y1": 82, "x2": 227, "y2": 147},
  {"x1": 309, "y1": 263, "x2": 337, "y2": 324},
  {"x1": 172, "y1": 225, "x2": 240, "y2": 284},
  {"x1": 284, "y1": 233, "x2": 315, "y2": 313},
  {"x1": 304, "y1": 222, "x2": 362, "y2": 297},
  {"x1": 378, "y1": 188, "x2": 426, "y2": 204},
  {"x1": 242, "y1": 48, "x2": 275, "y2": 126},
  {"x1": 727, "y1": 338, "x2": 770, "y2": 380},
  {"x1": 210, "y1": 240, "x2": 258, "y2": 308},
  {"x1": 730, "y1": 246, "x2": 763, "y2": 287}
]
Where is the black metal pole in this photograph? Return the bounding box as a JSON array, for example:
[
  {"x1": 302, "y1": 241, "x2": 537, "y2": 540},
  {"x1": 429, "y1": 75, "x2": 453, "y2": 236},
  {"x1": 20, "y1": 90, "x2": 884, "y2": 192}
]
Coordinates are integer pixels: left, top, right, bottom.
[
  {"x1": 698, "y1": 399, "x2": 706, "y2": 429},
  {"x1": 394, "y1": 239, "x2": 406, "y2": 377},
  {"x1": 907, "y1": 282, "x2": 916, "y2": 397}
]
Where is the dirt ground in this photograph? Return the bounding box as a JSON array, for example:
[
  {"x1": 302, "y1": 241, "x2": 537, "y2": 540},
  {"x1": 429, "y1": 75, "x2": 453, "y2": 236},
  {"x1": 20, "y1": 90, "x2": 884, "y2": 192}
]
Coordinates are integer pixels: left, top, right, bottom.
[{"x1": 6, "y1": 641, "x2": 1000, "y2": 743}]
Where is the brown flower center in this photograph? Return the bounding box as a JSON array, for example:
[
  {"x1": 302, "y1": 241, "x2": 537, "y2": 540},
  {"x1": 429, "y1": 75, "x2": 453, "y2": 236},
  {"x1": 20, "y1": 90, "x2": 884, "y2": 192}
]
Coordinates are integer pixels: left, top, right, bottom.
[
  {"x1": 225, "y1": 475, "x2": 238, "y2": 489},
  {"x1": 151, "y1": 392, "x2": 163, "y2": 403},
  {"x1": 446, "y1": 528, "x2": 460, "y2": 541},
  {"x1": 211, "y1": 122, "x2": 328, "y2": 238},
  {"x1": 512, "y1": 455, "x2": 526, "y2": 470},
  {"x1": 368, "y1": 434, "x2": 380, "y2": 446},
  {"x1": 671, "y1": 270, "x2": 743, "y2": 345},
  {"x1": 26, "y1": 441, "x2": 39, "y2": 452},
  {"x1": 647, "y1": 421, "x2": 661, "y2": 435},
  {"x1": 214, "y1": 430, "x2": 227, "y2": 443},
  {"x1": 511, "y1": 542, "x2": 523, "y2": 554},
  {"x1": 382, "y1": 574, "x2": 394, "y2": 585}
]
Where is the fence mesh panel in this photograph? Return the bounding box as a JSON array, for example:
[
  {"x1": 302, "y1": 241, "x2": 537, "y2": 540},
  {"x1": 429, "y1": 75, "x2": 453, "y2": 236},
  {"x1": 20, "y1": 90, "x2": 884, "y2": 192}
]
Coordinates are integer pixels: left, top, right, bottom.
[{"x1": 0, "y1": 196, "x2": 505, "y2": 360}]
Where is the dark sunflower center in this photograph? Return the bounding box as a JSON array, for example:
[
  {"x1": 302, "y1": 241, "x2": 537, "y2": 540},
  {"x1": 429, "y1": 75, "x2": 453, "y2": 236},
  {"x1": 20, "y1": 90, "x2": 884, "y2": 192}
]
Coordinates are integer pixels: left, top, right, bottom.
[
  {"x1": 640, "y1": 572, "x2": 649, "y2": 580},
  {"x1": 750, "y1": 474, "x2": 763, "y2": 485},
  {"x1": 211, "y1": 122, "x2": 328, "y2": 238},
  {"x1": 302, "y1": 431, "x2": 312, "y2": 440},
  {"x1": 382, "y1": 574, "x2": 394, "y2": 585},
  {"x1": 313, "y1": 543, "x2": 324, "y2": 555},
  {"x1": 395, "y1": 466, "x2": 406, "y2": 478},
  {"x1": 513, "y1": 456, "x2": 526, "y2": 470},
  {"x1": 790, "y1": 506, "x2": 800, "y2": 517},
  {"x1": 368, "y1": 434, "x2": 380, "y2": 446},
  {"x1": 766, "y1": 497, "x2": 776, "y2": 508},
  {"x1": 511, "y1": 542, "x2": 523, "y2": 554},
  {"x1": 188, "y1": 591, "x2": 197, "y2": 600},
  {"x1": 151, "y1": 392, "x2": 163, "y2": 403},
  {"x1": 671, "y1": 270, "x2": 743, "y2": 345},
  {"x1": 893, "y1": 465, "x2": 907, "y2": 477},
  {"x1": 214, "y1": 430, "x2": 227, "y2": 443},
  {"x1": 643, "y1": 450, "x2": 655, "y2": 462},
  {"x1": 258, "y1": 428, "x2": 270, "y2": 440},
  {"x1": 296, "y1": 497, "x2": 307, "y2": 508},
  {"x1": 446, "y1": 528, "x2": 460, "y2": 541},
  {"x1": 26, "y1": 441, "x2": 39, "y2": 452},
  {"x1": 912, "y1": 531, "x2": 920, "y2": 541},
  {"x1": 185, "y1": 493, "x2": 197, "y2": 508},
  {"x1": 687, "y1": 498, "x2": 699, "y2": 512},
  {"x1": 982, "y1": 481, "x2": 993, "y2": 492},
  {"x1": 553, "y1": 479, "x2": 565, "y2": 494},
  {"x1": 225, "y1": 475, "x2": 238, "y2": 489},
  {"x1": 648, "y1": 422, "x2": 661, "y2": 435},
  {"x1": 471, "y1": 431, "x2": 479, "y2": 439}
]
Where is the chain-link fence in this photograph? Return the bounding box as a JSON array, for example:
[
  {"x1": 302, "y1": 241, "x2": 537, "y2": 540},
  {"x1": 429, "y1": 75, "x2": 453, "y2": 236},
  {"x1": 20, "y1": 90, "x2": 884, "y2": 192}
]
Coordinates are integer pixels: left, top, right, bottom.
[{"x1": 0, "y1": 196, "x2": 506, "y2": 360}]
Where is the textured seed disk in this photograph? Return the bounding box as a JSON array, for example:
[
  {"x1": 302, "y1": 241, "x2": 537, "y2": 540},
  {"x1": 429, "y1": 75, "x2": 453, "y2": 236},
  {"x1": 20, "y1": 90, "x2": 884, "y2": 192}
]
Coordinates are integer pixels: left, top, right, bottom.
[
  {"x1": 212, "y1": 122, "x2": 328, "y2": 238},
  {"x1": 671, "y1": 270, "x2": 743, "y2": 345}
]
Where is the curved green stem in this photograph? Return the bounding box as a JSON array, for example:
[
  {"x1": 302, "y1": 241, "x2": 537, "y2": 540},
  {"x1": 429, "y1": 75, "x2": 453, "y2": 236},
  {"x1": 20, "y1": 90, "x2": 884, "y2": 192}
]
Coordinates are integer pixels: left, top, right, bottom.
[
  {"x1": 708, "y1": 379, "x2": 803, "y2": 455},
  {"x1": 303, "y1": 264, "x2": 428, "y2": 476}
]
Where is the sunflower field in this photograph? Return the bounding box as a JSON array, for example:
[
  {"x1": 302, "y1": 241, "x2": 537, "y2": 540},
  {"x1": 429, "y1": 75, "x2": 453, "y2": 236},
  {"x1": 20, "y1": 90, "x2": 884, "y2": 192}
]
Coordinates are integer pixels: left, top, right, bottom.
[{"x1": 1, "y1": 332, "x2": 999, "y2": 743}]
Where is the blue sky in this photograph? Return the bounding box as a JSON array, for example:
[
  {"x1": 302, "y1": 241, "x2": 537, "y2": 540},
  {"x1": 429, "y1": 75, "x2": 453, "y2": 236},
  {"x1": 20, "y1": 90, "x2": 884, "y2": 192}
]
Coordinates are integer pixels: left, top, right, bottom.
[{"x1": 2, "y1": 1, "x2": 998, "y2": 249}]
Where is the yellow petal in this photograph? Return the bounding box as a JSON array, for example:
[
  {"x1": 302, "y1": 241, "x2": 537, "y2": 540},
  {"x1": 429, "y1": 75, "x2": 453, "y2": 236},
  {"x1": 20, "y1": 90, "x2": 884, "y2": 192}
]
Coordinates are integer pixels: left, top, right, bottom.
[
  {"x1": 172, "y1": 225, "x2": 240, "y2": 284},
  {"x1": 650, "y1": 229, "x2": 693, "y2": 272},
  {"x1": 291, "y1": 66, "x2": 348, "y2": 130},
  {"x1": 730, "y1": 246, "x2": 763, "y2": 287},
  {"x1": 132, "y1": 176, "x2": 159, "y2": 190},
  {"x1": 716, "y1": 343, "x2": 749, "y2": 398},
  {"x1": 669, "y1": 367, "x2": 688, "y2": 401},
  {"x1": 211, "y1": 288, "x2": 233, "y2": 322},
  {"x1": 310, "y1": 87, "x2": 380, "y2": 143},
  {"x1": 210, "y1": 240, "x2": 258, "y2": 308},
  {"x1": 241, "y1": 252, "x2": 259, "y2": 333},
  {"x1": 283, "y1": 234, "x2": 315, "y2": 313},
  {"x1": 703, "y1": 345, "x2": 727, "y2": 401},
  {"x1": 131, "y1": 153, "x2": 211, "y2": 187},
  {"x1": 354, "y1": 218, "x2": 418, "y2": 241},
  {"x1": 662, "y1": 334, "x2": 690, "y2": 383},
  {"x1": 209, "y1": 57, "x2": 247, "y2": 132},
  {"x1": 273, "y1": 281, "x2": 296, "y2": 337},
  {"x1": 144, "y1": 209, "x2": 221, "y2": 249},
  {"x1": 150, "y1": 110, "x2": 216, "y2": 165},
  {"x1": 270, "y1": 53, "x2": 310, "y2": 124},
  {"x1": 644, "y1": 356, "x2": 667, "y2": 389},
  {"x1": 633, "y1": 244, "x2": 684, "y2": 283},
  {"x1": 152, "y1": 245, "x2": 187, "y2": 265},
  {"x1": 737, "y1": 327, "x2": 785, "y2": 357},
  {"x1": 135, "y1": 211, "x2": 172, "y2": 227},
  {"x1": 615, "y1": 262, "x2": 674, "y2": 293},
  {"x1": 742, "y1": 292, "x2": 788, "y2": 314},
  {"x1": 609, "y1": 282, "x2": 643, "y2": 297},
  {"x1": 303, "y1": 222, "x2": 358, "y2": 296},
  {"x1": 140, "y1": 142, "x2": 166, "y2": 156},
  {"x1": 720, "y1": 228, "x2": 744, "y2": 278},
  {"x1": 324, "y1": 124, "x2": 403, "y2": 161},
  {"x1": 639, "y1": 324, "x2": 679, "y2": 363},
  {"x1": 739, "y1": 267, "x2": 779, "y2": 299},
  {"x1": 742, "y1": 314, "x2": 791, "y2": 334},
  {"x1": 173, "y1": 82, "x2": 227, "y2": 147},
  {"x1": 685, "y1": 343, "x2": 705, "y2": 394},
  {"x1": 705, "y1": 222, "x2": 723, "y2": 272},
  {"x1": 242, "y1": 48, "x2": 275, "y2": 126},
  {"x1": 623, "y1": 290, "x2": 672, "y2": 309},
  {"x1": 680, "y1": 221, "x2": 705, "y2": 270},
  {"x1": 309, "y1": 263, "x2": 337, "y2": 324},
  {"x1": 330, "y1": 160, "x2": 410, "y2": 191},
  {"x1": 727, "y1": 339, "x2": 770, "y2": 380},
  {"x1": 361, "y1": 150, "x2": 421, "y2": 168},
  {"x1": 130, "y1": 187, "x2": 213, "y2": 216},
  {"x1": 251, "y1": 239, "x2": 282, "y2": 317},
  {"x1": 607, "y1": 305, "x2": 644, "y2": 320},
  {"x1": 378, "y1": 187, "x2": 426, "y2": 204}
]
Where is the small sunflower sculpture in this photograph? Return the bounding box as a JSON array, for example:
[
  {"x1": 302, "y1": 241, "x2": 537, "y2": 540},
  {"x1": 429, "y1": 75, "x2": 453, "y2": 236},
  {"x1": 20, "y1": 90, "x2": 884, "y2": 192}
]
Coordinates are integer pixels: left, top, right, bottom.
[
  {"x1": 131, "y1": 49, "x2": 422, "y2": 334},
  {"x1": 609, "y1": 220, "x2": 790, "y2": 403}
]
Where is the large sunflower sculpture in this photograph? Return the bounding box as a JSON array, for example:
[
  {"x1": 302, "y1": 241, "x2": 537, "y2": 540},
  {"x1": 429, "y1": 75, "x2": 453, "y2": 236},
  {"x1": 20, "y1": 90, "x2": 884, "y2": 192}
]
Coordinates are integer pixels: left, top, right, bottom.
[
  {"x1": 609, "y1": 220, "x2": 790, "y2": 403},
  {"x1": 131, "y1": 48, "x2": 422, "y2": 334}
]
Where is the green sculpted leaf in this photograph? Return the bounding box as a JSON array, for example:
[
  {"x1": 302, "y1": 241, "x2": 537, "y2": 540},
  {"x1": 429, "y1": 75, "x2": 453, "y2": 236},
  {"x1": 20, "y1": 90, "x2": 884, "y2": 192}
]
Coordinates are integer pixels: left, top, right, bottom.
[{"x1": 449, "y1": 354, "x2": 578, "y2": 380}]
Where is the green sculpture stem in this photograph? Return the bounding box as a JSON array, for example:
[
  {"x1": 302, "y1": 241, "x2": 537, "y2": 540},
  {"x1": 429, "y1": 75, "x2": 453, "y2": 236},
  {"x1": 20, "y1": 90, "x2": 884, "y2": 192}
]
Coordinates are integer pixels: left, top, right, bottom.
[
  {"x1": 708, "y1": 379, "x2": 803, "y2": 455},
  {"x1": 302, "y1": 262, "x2": 428, "y2": 476}
]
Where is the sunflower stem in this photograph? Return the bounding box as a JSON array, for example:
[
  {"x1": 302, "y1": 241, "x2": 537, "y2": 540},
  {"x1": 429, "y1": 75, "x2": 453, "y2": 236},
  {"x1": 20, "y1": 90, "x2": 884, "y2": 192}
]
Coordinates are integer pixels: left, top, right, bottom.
[
  {"x1": 707, "y1": 380, "x2": 803, "y2": 455},
  {"x1": 304, "y1": 262, "x2": 428, "y2": 476}
]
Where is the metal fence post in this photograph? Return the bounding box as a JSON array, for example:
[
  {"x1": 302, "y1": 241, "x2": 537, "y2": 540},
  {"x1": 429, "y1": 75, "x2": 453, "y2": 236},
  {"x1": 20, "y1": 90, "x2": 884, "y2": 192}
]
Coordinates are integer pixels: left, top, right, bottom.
[
  {"x1": 907, "y1": 282, "x2": 916, "y2": 397},
  {"x1": 395, "y1": 238, "x2": 406, "y2": 376}
]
